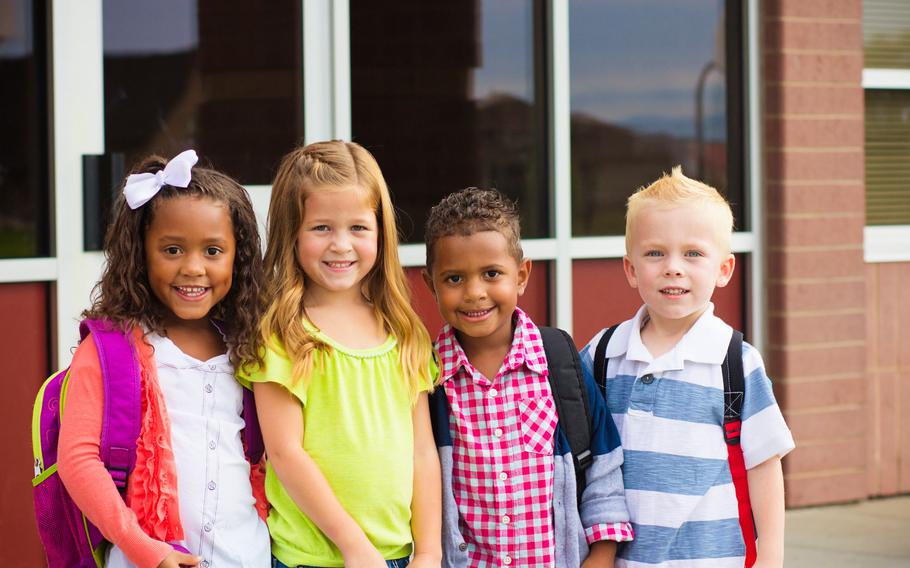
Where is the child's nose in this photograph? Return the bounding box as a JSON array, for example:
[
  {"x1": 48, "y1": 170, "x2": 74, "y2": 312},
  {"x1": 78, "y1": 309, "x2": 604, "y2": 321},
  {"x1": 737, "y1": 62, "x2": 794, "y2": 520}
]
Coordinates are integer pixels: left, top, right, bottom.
[
  {"x1": 465, "y1": 278, "x2": 487, "y2": 300},
  {"x1": 181, "y1": 253, "x2": 206, "y2": 276},
  {"x1": 330, "y1": 232, "x2": 352, "y2": 252}
]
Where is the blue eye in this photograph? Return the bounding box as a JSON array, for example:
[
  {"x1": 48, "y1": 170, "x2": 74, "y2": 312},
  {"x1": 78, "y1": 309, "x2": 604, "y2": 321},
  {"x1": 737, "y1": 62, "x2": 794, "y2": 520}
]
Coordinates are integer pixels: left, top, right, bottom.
[
  {"x1": 685, "y1": 250, "x2": 703, "y2": 257},
  {"x1": 352, "y1": 225, "x2": 368, "y2": 232},
  {"x1": 313, "y1": 225, "x2": 329, "y2": 232},
  {"x1": 644, "y1": 250, "x2": 662, "y2": 257}
]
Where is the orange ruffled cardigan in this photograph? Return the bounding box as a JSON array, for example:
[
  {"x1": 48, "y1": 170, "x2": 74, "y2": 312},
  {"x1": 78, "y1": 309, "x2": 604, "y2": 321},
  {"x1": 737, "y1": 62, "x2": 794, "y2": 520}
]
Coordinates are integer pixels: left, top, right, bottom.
[{"x1": 58, "y1": 329, "x2": 267, "y2": 568}]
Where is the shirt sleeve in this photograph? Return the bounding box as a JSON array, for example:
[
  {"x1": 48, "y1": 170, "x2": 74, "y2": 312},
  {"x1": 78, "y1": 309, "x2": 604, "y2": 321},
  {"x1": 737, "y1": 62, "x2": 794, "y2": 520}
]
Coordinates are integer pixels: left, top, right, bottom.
[
  {"x1": 740, "y1": 342, "x2": 796, "y2": 469},
  {"x1": 239, "y1": 336, "x2": 308, "y2": 405},
  {"x1": 57, "y1": 336, "x2": 173, "y2": 568},
  {"x1": 579, "y1": 354, "x2": 634, "y2": 543}
]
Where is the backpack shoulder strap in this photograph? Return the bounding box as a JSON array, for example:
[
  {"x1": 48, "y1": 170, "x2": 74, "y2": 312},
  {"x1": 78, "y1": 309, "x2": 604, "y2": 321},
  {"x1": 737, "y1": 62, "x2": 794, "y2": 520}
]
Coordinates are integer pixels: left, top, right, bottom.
[
  {"x1": 722, "y1": 330, "x2": 745, "y2": 445},
  {"x1": 593, "y1": 325, "x2": 619, "y2": 397},
  {"x1": 80, "y1": 319, "x2": 142, "y2": 491},
  {"x1": 242, "y1": 388, "x2": 265, "y2": 463},
  {"x1": 539, "y1": 326, "x2": 593, "y2": 500}
]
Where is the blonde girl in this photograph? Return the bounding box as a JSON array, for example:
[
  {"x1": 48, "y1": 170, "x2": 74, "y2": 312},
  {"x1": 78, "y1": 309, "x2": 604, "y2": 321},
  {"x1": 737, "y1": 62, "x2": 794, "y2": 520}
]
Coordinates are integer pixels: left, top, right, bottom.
[{"x1": 245, "y1": 140, "x2": 440, "y2": 568}]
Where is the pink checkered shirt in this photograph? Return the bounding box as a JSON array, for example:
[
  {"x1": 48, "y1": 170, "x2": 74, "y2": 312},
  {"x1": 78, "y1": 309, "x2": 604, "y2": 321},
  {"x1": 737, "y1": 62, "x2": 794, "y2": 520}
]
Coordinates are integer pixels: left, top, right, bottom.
[{"x1": 436, "y1": 308, "x2": 559, "y2": 567}]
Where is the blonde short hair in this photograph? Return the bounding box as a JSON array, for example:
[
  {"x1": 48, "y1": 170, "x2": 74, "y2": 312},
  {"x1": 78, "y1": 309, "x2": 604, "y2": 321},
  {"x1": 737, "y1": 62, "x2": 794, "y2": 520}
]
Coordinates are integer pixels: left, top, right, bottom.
[{"x1": 625, "y1": 166, "x2": 734, "y2": 253}]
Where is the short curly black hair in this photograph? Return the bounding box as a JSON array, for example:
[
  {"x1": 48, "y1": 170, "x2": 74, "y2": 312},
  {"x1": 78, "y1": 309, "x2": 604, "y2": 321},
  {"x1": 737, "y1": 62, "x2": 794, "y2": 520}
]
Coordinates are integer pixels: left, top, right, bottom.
[{"x1": 424, "y1": 187, "x2": 523, "y2": 269}]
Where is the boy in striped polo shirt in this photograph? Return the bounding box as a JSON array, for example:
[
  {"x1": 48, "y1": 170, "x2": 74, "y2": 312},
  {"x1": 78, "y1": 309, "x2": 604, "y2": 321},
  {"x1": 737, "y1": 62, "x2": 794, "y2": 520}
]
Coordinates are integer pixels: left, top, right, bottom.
[
  {"x1": 580, "y1": 167, "x2": 795, "y2": 568},
  {"x1": 422, "y1": 188, "x2": 633, "y2": 567}
]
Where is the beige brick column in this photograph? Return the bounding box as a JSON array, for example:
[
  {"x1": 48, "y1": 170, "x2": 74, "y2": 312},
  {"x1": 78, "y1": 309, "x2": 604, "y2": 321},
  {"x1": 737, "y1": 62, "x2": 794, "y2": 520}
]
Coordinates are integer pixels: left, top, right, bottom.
[{"x1": 762, "y1": 0, "x2": 867, "y2": 506}]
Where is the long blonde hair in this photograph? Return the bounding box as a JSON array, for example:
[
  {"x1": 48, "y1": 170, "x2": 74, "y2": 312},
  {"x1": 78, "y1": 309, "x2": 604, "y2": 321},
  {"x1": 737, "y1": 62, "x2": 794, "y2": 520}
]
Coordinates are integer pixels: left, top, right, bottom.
[{"x1": 261, "y1": 140, "x2": 433, "y2": 401}]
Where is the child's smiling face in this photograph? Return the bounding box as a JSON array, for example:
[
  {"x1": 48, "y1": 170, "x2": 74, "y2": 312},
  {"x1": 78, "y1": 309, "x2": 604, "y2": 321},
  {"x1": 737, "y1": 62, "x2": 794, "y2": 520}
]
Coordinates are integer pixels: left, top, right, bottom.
[
  {"x1": 623, "y1": 202, "x2": 735, "y2": 330},
  {"x1": 144, "y1": 195, "x2": 236, "y2": 324},
  {"x1": 423, "y1": 230, "x2": 530, "y2": 352},
  {"x1": 295, "y1": 186, "x2": 379, "y2": 303}
]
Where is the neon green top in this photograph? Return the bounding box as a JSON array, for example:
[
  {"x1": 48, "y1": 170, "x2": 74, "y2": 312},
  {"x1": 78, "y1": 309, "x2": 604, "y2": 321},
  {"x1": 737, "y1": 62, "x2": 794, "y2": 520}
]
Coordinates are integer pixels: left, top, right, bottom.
[{"x1": 242, "y1": 323, "x2": 435, "y2": 567}]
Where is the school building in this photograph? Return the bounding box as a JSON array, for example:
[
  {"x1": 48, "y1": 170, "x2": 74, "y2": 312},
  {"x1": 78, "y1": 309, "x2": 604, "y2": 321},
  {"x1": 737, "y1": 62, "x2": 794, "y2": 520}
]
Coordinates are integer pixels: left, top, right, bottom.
[{"x1": 1, "y1": 0, "x2": 908, "y2": 564}]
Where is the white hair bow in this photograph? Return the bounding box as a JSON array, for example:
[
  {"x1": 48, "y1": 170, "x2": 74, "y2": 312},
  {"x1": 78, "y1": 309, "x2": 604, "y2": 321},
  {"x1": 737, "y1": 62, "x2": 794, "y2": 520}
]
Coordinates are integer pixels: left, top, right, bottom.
[{"x1": 122, "y1": 149, "x2": 199, "y2": 209}]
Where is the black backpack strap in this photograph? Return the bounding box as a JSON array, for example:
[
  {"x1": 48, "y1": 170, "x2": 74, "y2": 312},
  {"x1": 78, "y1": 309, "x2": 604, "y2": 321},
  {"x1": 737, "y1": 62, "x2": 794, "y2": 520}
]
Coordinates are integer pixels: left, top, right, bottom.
[
  {"x1": 538, "y1": 326, "x2": 592, "y2": 501},
  {"x1": 593, "y1": 325, "x2": 619, "y2": 398},
  {"x1": 722, "y1": 330, "x2": 745, "y2": 445}
]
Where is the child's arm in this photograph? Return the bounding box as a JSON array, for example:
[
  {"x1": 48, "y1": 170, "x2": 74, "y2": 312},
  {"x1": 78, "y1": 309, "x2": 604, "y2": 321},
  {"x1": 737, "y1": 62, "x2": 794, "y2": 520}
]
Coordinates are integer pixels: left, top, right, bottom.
[
  {"x1": 578, "y1": 340, "x2": 634, "y2": 567},
  {"x1": 57, "y1": 338, "x2": 195, "y2": 568},
  {"x1": 253, "y1": 381, "x2": 386, "y2": 567},
  {"x1": 408, "y1": 392, "x2": 442, "y2": 568},
  {"x1": 747, "y1": 456, "x2": 785, "y2": 568}
]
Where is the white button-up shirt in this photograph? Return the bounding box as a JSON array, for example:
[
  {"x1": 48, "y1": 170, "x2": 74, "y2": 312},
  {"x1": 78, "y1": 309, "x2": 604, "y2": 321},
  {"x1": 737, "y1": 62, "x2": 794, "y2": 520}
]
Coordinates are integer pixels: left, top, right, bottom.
[{"x1": 107, "y1": 332, "x2": 270, "y2": 568}]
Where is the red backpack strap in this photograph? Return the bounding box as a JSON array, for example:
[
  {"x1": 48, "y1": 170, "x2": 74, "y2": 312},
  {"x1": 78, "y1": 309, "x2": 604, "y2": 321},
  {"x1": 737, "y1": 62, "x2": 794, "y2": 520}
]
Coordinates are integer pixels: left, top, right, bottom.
[
  {"x1": 722, "y1": 330, "x2": 756, "y2": 567},
  {"x1": 80, "y1": 319, "x2": 142, "y2": 492}
]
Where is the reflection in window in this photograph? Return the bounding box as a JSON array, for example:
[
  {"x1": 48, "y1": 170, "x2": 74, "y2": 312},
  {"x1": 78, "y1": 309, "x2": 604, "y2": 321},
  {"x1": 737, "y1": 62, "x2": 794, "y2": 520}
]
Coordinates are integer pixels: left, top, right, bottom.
[
  {"x1": 0, "y1": 0, "x2": 49, "y2": 258},
  {"x1": 570, "y1": 0, "x2": 743, "y2": 236},
  {"x1": 103, "y1": 0, "x2": 302, "y2": 183},
  {"x1": 865, "y1": 90, "x2": 910, "y2": 225},
  {"x1": 864, "y1": 0, "x2": 910, "y2": 69},
  {"x1": 351, "y1": 0, "x2": 548, "y2": 242}
]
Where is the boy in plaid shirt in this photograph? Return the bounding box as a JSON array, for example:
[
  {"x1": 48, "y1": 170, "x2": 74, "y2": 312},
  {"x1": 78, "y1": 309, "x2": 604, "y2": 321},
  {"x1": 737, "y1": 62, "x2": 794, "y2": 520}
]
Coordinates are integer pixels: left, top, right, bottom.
[{"x1": 422, "y1": 188, "x2": 632, "y2": 567}]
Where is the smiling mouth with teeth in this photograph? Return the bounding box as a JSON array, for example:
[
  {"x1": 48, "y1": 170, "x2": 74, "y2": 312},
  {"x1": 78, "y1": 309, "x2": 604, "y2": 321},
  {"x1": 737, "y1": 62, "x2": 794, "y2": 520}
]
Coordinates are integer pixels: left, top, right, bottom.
[
  {"x1": 174, "y1": 286, "x2": 209, "y2": 298},
  {"x1": 461, "y1": 308, "x2": 493, "y2": 317},
  {"x1": 324, "y1": 261, "x2": 355, "y2": 268},
  {"x1": 660, "y1": 288, "x2": 689, "y2": 295}
]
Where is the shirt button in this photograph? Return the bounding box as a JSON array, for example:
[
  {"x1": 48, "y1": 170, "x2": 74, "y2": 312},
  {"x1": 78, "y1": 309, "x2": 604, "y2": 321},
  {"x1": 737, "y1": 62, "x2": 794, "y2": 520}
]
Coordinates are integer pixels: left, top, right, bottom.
[
  {"x1": 641, "y1": 374, "x2": 654, "y2": 384},
  {"x1": 200, "y1": 562, "x2": 209, "y2": 568},
  {"x1": 503, "y1": 555, "x2": 512, "y2": 565},
  {"x1": 494, "y1": 428, "x2": 503, "y2": 437},
  {"x1": 208, "y1": 440, "x2": 216, "y2": 450},
  {"x1": 502, "y1": 515, "x2": 511, "y2": 524},
  {"x1": 208, "y1": 481, "x2": 216, "y2": 491},
  {"x1": 488, "y1": 388, "x2": 498, "y2": 397},
  {"x1": 205, "y1": 384, "x2": 213, "y2": 393},
  {"x1": 203, "y1": 522, "x2": 213, "y2": 532},
  {"x1": 458, "y1": 542, "x2": 468, "y2": 552},
  {"x1": 209, "y1": 364, "x2": 216, "y2": 370},
  {"x1": 498, "y1": 471, "x2": 508, "y2": 482}
]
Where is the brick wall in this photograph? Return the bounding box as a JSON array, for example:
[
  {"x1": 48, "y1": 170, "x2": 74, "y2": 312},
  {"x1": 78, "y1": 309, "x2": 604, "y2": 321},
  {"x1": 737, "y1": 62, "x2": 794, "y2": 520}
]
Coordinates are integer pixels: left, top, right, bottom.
[
  {"x1": 763, "y1": 0, "x2": 867, "y2": 507},
  {"x1": 865, "y1": 262, "x2": 910, "y2": 497}
]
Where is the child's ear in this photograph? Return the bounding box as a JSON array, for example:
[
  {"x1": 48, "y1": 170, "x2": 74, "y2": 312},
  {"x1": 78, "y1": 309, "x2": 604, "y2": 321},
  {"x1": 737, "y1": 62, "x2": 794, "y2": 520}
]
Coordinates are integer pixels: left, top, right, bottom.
[
  {"x1": 421, "y1": 268, "x2": 436, "y2": 297},
  {"x1": 516, "y1": 258, "x2": 532, "y2": 296},
  {"x1": 715, "y1": 253, "x2": 736, "y2": 288},
  {"x1": 622, "y1": 256, "x2": 639, "y2": 289}
]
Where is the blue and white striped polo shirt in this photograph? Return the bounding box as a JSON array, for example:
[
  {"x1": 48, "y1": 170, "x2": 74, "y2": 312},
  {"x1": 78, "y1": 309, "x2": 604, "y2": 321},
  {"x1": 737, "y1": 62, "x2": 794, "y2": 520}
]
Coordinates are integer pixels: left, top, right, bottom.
[{"x1": 579, "y1": 304, "x2": 795, "y2": 568}]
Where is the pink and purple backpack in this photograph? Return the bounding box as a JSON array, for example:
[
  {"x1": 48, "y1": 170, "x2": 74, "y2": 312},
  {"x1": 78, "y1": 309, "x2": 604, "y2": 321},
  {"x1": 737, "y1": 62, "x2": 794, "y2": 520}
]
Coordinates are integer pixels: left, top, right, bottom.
[{"x1": 31, "y1": 319, "x2": 263, "y2": 567}]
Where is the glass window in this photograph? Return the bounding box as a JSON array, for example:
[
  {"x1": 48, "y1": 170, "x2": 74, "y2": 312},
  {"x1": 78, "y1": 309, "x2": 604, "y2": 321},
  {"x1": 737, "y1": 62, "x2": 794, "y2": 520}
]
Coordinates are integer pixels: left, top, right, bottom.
[
  {"x1": 865, "y1": 90, "x2": 910, "y2": 225},
  {"x1": 102, "y1": 0, "x2": 303, "y2": 184},
  {"x1": 0, "y1": 0, "x2": 50, "y2": 258},
  {"x1": 570, "y1": 0, "x2": 744, "y2": 236},
  {"x1": 864, "y1": 0, "x2": 910, "y2": 69},
  {"x1": 351, "y1": 0, "x2": 548, "y2": 242}
]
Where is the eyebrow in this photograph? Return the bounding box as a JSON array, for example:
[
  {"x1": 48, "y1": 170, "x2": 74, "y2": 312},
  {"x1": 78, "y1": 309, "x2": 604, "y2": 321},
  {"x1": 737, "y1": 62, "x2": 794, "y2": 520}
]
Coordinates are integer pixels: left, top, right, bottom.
[{"x1": 153, "y1": 235, "x2": 230, "y2": 244}]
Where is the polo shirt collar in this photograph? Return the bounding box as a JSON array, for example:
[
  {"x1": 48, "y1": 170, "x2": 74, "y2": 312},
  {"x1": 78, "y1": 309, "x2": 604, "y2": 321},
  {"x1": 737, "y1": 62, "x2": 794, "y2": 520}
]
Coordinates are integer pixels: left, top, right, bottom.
[
  {"x1": 606, "y1": 303, "x2": 733, "y2": 371},
  {"x1": 435, "y1": 307, "x2": 547, "y2": 384}
]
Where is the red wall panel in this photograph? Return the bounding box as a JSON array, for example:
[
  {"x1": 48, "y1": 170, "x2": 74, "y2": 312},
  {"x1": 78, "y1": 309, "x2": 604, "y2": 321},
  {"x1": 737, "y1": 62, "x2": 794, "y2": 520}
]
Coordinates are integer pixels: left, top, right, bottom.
[{"x1": 0, "y1": 283, "x2": 49, "y2": 566}]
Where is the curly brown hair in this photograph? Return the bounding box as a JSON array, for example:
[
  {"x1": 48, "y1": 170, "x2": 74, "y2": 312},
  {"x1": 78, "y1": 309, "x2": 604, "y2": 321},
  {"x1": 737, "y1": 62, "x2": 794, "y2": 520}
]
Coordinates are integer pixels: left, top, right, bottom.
[
  {"x1": 424, "y1": 187, "x2": 524, "y2": 269},
  {"x1": 83, "y1": 154, "x2": 264, "y2": 373}
]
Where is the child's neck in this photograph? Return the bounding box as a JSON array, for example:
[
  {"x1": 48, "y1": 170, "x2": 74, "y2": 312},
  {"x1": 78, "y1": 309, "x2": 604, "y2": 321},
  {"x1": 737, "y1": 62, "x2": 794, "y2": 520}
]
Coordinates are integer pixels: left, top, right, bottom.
[
  {"x1": 457, "y1": 326, "x2": 514, "y2": 383},
  {"x1": 303, "y1": 289, "x2": 387, "y2": 350},
  {"x1": 162, "y1": 315, "x2": 225, "y2": 362}
]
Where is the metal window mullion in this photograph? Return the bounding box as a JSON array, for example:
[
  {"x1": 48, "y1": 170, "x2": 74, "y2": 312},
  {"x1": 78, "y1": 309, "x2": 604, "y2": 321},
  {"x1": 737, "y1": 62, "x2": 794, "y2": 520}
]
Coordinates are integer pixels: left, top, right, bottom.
[
  {"x1": 745, "y1": 0, "x2": 765, "y2": 353},
  {"x1": 550, "y1": 0, "x2": 573, "y2": 333}
]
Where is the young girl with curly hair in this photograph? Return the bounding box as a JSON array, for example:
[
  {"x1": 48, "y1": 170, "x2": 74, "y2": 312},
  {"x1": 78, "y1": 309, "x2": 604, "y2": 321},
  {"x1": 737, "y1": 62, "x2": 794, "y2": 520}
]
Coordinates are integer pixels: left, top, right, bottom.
[
  {"x1": 57, "y1": 150, "x2": 270, "y2": 568},
  {"x1": 244, "y1": 140, "x2": 441, "y2": 568}
]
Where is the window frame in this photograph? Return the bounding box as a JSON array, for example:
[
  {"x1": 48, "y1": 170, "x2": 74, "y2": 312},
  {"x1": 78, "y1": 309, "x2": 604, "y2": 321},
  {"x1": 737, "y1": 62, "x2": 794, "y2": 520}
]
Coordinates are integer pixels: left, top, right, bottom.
[{"x1": 862, "y1": 70, "x2": 910, "y2": 263}]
